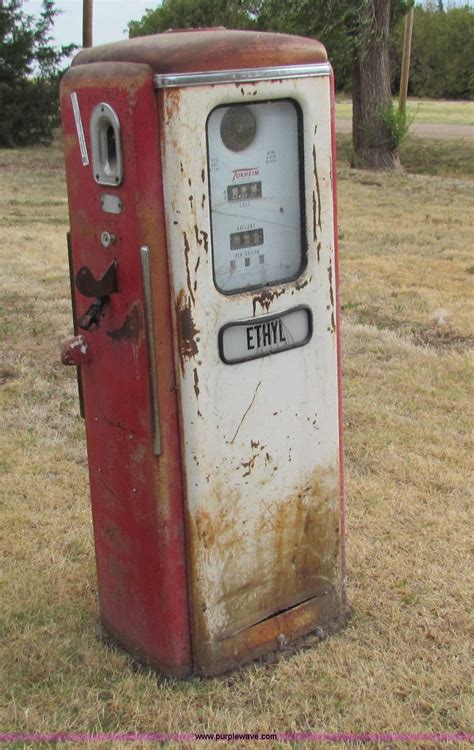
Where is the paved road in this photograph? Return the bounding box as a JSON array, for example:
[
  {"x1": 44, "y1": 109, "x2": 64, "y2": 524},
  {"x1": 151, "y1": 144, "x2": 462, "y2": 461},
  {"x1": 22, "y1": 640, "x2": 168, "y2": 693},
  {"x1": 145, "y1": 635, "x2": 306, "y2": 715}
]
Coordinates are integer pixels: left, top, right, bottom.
[{"x1": 335, "y1": 119, "x2": 474, "y2": 139}]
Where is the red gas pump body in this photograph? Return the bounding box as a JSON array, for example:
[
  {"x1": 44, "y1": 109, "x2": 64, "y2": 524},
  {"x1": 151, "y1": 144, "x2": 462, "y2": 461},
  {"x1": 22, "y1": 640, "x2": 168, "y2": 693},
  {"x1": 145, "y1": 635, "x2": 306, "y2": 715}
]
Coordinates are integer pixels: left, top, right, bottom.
[{"x1": 60, "y1": 29, "x2": 345, "y2": 678}]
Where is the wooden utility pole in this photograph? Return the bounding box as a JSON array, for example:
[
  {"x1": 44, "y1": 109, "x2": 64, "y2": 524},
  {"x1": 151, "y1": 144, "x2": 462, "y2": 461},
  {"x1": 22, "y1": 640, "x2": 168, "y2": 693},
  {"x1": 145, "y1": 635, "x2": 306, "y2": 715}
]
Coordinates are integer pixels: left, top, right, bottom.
[
  {"x1": 83, "y1": 0, "x2": 93, "y2": 48},
  {"x1": 399, "y1": 6, "x2": 414, "y2": 113}
]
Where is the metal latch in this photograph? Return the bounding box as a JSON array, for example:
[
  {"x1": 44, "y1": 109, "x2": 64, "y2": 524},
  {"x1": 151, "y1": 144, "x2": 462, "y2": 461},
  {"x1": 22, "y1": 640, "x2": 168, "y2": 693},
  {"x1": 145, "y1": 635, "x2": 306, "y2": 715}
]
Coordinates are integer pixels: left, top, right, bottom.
[
  {"x1": 77, "y1": 297, "x2": 108, "y2": 331},
  {"x1": 75, "y1": 261, "x2": 118, "y2": 331}
]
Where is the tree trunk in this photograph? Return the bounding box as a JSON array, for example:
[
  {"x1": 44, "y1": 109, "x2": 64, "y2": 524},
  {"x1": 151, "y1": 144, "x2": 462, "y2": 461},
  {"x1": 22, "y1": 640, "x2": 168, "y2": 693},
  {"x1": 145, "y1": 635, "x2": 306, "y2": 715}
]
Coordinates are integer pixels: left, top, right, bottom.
[{"x1": 352, "y1": 0, "x2": 400, "y2": 170}]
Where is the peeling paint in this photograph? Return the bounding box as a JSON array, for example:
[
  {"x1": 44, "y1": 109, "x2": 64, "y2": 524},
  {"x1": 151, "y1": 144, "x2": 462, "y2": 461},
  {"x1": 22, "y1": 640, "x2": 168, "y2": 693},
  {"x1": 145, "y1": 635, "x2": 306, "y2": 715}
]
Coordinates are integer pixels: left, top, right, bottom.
[
  {"x1": 183, "y1": 231, "x2": 195, "y2": 306},
  {"x1": 200, "y1": 230, "x2": 209, "y2": 254},
  {"x1": 241, "y1": 454, "x2": 258, "y2": 477},
  {"x1": 193, "y1": 367, "x2": 200, "y2": 398},
  {"x1": 313, "y1": 143, "x2": 322, "y2": 236},
  {"x1": 312, "y1": 190, "x2": 317, "y2": 242},
  {"x1": 295, "y1": 276, "x2": 311, "y2": 291},
  {"x1": 107, "y1": 301, "x2": 144, "y2": 360},
  {"x1": 176, "y1": 289, "x2": 200, "y2": 375},
  {"x1": 252, "y1": 288, "x2": 285, "y2": 316},
  {"x1": 328, "y1": 261, "x2": 334, "y2": 310}
]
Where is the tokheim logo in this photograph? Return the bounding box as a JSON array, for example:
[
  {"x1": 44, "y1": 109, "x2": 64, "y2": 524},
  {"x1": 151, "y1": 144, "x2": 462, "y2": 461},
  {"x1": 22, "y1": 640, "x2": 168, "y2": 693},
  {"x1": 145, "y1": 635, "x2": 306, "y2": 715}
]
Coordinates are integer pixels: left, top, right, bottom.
[{"x1": 232, "y1": 167, "x2": 260, "y2": 181}]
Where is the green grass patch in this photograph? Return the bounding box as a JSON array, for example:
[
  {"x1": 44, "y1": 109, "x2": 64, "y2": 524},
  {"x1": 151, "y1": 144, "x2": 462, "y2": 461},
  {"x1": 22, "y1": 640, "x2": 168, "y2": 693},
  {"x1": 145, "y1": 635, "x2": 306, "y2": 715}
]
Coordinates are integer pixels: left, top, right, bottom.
[
  {"x1": 336, "y1": 97, "x2": 474, "y2": 126},
  {"x1": 336, "y1": 133, "x2": 474, "y2": 178}
]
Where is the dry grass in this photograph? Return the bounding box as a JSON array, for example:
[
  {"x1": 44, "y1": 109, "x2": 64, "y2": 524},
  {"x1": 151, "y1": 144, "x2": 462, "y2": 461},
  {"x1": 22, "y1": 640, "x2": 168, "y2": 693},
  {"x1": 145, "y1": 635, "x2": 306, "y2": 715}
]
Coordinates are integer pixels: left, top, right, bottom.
[{"x1": 0, "y1": 139, "x2": 472, "y2": 748}]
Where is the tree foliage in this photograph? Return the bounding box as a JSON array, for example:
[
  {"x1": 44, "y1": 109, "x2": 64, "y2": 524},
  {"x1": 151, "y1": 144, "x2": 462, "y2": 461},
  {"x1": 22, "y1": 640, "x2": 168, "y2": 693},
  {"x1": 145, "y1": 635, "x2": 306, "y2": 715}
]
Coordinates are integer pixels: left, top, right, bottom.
[
  {"x1": 391, "y1": 5, "x2": 474, "y2": 100},
  {"x1": 0, "y1": 0, "x2": 74, "y2": 147},
  {"x1": 129, "y1": 0, "x2": 411, "y2": 169},
  {"x1": 128, "y1": 0, "x2": 258, "y2": 37},
  {"x1": 127, "y1": 0, "x2": 471, "y2": 168},
  {"x1": 129, "y1": 0, "x2": 473, "y2": 101}
]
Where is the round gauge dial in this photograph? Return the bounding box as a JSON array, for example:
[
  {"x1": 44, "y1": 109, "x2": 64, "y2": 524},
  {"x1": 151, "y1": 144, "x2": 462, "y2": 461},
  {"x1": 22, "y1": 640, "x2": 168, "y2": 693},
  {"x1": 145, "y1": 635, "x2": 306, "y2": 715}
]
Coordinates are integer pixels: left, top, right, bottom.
[{"x1": 220, "y1": 107, "x2": 257, "y2": 152}]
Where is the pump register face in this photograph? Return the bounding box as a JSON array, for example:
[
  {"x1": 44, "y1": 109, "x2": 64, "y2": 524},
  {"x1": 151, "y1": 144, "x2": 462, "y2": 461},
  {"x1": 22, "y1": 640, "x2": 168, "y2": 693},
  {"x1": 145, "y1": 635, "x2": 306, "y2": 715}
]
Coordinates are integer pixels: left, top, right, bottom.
[{"x1": 207, "y1": 100, "x2": 305, "y2": 294}]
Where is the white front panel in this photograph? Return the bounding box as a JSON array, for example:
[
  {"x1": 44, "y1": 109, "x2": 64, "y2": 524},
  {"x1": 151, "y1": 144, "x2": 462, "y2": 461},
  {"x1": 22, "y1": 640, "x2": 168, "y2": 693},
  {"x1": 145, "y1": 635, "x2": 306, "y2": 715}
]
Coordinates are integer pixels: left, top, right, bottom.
[{"x1": 160, "y1": 75, "x2": 341, "y2": 654}]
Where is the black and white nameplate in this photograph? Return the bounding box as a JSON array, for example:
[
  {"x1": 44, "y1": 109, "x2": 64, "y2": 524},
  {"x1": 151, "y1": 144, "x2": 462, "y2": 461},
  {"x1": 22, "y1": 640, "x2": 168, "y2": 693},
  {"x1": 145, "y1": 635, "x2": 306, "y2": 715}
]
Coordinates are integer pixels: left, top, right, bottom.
[{"x1": 219, "y1": 306, "x2": 313, "y2": 364}]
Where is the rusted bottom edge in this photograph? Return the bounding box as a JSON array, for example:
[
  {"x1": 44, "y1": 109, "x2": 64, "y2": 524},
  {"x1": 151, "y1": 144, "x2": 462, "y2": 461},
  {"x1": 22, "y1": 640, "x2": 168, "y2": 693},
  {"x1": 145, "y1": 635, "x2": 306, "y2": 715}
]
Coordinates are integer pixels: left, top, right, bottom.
[
  {"x1": 97, "y1": 598, "x2": 351, "y2": 680},
  {"x1": 193, "y1": 589, "x2": 350, "y2": 678},
  {"x1": 98, "y1": 617, "x2": 193, "y2": 680}
]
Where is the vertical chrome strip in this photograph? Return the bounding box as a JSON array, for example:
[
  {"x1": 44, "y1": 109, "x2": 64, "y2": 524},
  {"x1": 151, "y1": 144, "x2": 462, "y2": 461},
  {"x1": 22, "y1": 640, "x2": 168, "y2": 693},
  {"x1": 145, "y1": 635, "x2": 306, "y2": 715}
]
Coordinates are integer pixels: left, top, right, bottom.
[{"x1": 140, "y1": 245, "x2": 161, "y2": 455}]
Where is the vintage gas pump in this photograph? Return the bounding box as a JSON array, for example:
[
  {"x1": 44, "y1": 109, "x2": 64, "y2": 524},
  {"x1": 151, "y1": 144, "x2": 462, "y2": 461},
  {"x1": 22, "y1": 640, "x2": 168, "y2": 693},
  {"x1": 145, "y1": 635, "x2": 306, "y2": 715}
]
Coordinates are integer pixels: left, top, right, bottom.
[{"x1": 60, "y1": 29, "x2": 346, "y2": 677}]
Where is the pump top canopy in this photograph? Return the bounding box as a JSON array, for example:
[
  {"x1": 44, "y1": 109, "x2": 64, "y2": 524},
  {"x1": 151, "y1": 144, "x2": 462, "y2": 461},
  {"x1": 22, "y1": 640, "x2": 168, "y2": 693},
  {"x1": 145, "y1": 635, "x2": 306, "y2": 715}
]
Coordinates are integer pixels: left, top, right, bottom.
[{"x1": 72, "y1": 28, "x2": 328, "y2": 77}]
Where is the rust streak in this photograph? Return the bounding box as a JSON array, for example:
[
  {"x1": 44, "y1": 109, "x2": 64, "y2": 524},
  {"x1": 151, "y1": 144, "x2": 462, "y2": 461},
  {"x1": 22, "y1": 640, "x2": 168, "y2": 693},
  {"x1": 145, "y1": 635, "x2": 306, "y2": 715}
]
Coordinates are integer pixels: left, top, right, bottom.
[
  {"x1": 166, "y1": 88, "x2": 182, "y2": 124},
  {"x1": 229, "y1": 381, "x2": 262, "y2": 444},
  {"x1": 194, "y1": 225, "x2": 202, "y2": 246},
  {"x1": 313, "y1": 143, "x2": 322, "y2": 233},
  {"x1": 328, "y1": 261, "x2": 334, "y2": 309},
  {"x1": 252, "y1": 289, "x2": 285, "y2": 317},
  {"x1": 183, "y1": 232, "x2": 195, "y2": 306},
  {"x1": 312, "y1": 190, "x2": 317, "y2": 242},
  {"x1": 191, "y1": 463, "x2": 343, "y2": 671},
  {"x1": 200, "y1": 230, "x2": 209, "y2": 254},
  {"x1": 193, "y1": 367, "x2": 200, "y2": 398},
  {"x1": 176, "y1": 289, "x2": 200, "y2": 375},
  {"x1": 241, "y1": 454, "x2": 258, "y2": 477},
  {"x1": 295, "y1": 277, "x2": 310, "y2": 291}
]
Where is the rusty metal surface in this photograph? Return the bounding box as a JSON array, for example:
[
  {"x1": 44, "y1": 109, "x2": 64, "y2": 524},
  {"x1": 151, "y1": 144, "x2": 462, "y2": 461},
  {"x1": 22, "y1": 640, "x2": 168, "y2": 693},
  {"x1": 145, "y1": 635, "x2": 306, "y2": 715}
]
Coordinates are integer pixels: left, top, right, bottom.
[
  {"x1": 159, "y1": 73, "x2": 345, "y2": 674},
  {"x1": 61, "y1": 63, "x2": 192, "y2": 677},
  {"x1": 72, "y1": 29, "x2": 327, "y2": 74},
  {"x1": 196, "y1": 589, "x2": 345, "y2": 677}
]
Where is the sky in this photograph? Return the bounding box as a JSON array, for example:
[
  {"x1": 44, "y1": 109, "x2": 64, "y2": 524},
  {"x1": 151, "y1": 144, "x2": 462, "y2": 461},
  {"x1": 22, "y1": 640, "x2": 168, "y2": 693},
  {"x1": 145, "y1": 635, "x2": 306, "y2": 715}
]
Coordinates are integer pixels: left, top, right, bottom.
[
  {"x1": 23, "y1": 0, "x2": 153, "y2": 50},
  {"x1": 23, "y1": 0, "x2": 474, "y2": 56}
]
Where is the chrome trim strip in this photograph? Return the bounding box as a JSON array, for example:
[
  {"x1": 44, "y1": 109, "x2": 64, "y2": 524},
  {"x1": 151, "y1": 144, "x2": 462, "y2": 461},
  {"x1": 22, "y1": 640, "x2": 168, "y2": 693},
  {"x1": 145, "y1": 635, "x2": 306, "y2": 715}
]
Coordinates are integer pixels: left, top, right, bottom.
[
  {"x1": 140, "y1": 245, "x2": 161, "y2": 456},
  {"x1": 153, "y1": 63, "x2": 332, "y2": 89}
]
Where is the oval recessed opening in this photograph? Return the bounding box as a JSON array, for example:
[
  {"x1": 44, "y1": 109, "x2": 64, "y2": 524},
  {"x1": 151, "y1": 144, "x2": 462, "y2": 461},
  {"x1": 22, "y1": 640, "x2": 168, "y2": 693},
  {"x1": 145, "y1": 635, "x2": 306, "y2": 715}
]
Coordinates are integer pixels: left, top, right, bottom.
[
  {"x1": 91, "y1": 103, "x2": 123, "y2": 186},
  {"x1": 105, "y1": 125, "x2": 117, "y2": 174}
]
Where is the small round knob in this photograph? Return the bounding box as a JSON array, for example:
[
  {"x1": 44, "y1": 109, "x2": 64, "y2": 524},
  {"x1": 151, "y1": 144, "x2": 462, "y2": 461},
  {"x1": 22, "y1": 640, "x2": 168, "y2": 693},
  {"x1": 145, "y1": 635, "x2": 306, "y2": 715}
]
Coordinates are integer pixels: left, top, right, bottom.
[{"x1": 101, "y1": 231, "x2": 116, "y2": 248}]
